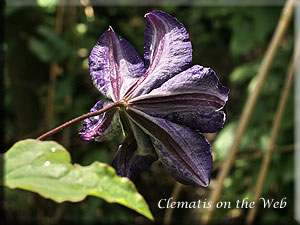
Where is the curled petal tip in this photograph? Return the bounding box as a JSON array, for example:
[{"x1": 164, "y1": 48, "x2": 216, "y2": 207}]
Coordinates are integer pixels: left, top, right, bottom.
[
  {"x1": 145, "y1": 10, "x2": 165, "y2": 17},
  {"x1": 144, "y1": 11, "x2": 155, "y2": 18},
  {"x1": 202, "y1": 182, "x2": 209, "y2": 188},
  {"x1": 144, "y1": 11, "x2": 167, "y2": 20},
  {"x1": 108, "y1": 25, "x2": 114, "y2": 32},
  {"x1": 200, "y1": 176, "x2": 210, "y2": 187},
  {"x1": 79, "y1": 134, "x2": 94, "y2": 142}
]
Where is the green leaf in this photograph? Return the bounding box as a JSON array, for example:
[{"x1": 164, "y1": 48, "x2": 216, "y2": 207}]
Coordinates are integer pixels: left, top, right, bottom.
[
  {"x1": 2, "y1": 139, "x2": 153, "y2": 221},
  {"x1": 229, "y1": 15, "x2": 256, "y2": 56},
  {"x1": 228, "y1": 8, "x2": 279, "y2": 57},
  {"x1": 29, "y1": 26, "x2": 72, "y2": 62},
  {"x1": 230, "y1": 61, "x2": 259, "y2": 83},
  {"x1": 214, "y1": 122, "x2": 237, "y2": 161}
]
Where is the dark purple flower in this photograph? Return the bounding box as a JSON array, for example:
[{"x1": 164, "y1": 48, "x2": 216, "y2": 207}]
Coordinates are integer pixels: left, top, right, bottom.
[{"x1": 79, "y1": 11, "x2": 229, "y2": 187}]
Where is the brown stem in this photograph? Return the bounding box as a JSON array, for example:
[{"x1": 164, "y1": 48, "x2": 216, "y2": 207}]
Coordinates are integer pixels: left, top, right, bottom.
[
  {"x1": 245, "y1": 31, "x2": 300, "y2": 225},
  {"x1": 202, "y1": 0, "x2": 296, "y2": 224},
  {"x1": 50, "y1": 7, "x2": 77, "y2": 223},
  {"x1": 43, "y1": 0, "x2": 65, "y2": 129},
  {"x1": 163, "y1": 182, "x2": 183, "y2": 225},
  {"x1": 36, "y1": 101, "x2": 123, "y2": 141}
]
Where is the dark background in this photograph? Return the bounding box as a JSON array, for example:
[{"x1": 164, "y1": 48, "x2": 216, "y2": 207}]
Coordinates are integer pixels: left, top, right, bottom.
[{"x1": 2, "y1": 2, "x2": 297, "y2": 225}]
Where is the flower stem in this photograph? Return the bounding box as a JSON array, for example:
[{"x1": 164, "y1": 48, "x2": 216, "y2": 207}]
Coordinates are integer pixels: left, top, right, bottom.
[{"x1": 36, "y1": 101, "x2": 123, "y2": 141}]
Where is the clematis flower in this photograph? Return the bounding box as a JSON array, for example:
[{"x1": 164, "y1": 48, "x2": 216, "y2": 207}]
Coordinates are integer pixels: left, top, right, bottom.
[{"x1": 79, "y1": 11, "x2": 229, "y2": 187}]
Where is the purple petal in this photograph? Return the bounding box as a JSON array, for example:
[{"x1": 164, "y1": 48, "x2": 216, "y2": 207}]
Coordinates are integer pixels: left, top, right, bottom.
[
  {"x1": 79, "y1": 100, "x2": 121, "y2": 142},
  {"x1": 130, "y1": 65, "x2": 229, "y2": 133},
  {"x1": 89, "y1": 26, "x2": 145, "y2": 101},
  {"x1": 126, "y1": 108, "x2": 213, "y2": 187},
  {"x1": 148, "y1": 109, "x2": 226, "y2": 133},
  {"x1": 112, "y1": 115, "x2": 157, "y2": 179},
  {"x1": 124, "y1": 11, "x2": 192, "y2": 98}
]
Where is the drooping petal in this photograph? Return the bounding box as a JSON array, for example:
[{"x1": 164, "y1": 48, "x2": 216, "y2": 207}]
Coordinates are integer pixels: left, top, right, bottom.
[
  {"x1": 89, "y1": 26, "x2": 145, "y2": 101},
  {"x1": 130, "y1": 65, "x2": 229, "y2": 133},
  {"x1": 148, "y1": 65, "x2": 229, "y2": 98},
  {"x1": 126, "y1": 108, "x2": 213, "y2": 187},
  {"x1": 148, "y1": 109, "x2": 226, "y2": 133},
  {"x1": 79, "y1": 100, "x2": 121, "y2": 142},
  {"x1": 124, "y1": 11, "x2": 192, "y2": 98},
  {"x1": 112, "y1": 114, "x2": 158, "y2": 179}
]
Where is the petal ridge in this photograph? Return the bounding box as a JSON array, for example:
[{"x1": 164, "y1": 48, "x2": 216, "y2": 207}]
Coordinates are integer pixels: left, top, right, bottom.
[{"x1": 126, "y1": 108, "x2": 213, "y2": 187}]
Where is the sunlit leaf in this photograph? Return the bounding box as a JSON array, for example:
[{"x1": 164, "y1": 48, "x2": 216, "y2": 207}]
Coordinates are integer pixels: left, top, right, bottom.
[{"x1": 2, "y1": 139, "x2": 153, "y2": 221}]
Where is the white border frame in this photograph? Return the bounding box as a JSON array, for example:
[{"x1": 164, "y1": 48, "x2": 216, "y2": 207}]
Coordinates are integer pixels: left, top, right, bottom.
[{"x1": 4, "y1": 0, "x2": 299, "y2": 223}]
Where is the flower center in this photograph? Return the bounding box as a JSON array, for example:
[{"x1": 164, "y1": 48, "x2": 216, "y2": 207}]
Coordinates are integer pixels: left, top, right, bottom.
[{"x1": 119, "y1": 99, "x2": 130, "y2": 109}]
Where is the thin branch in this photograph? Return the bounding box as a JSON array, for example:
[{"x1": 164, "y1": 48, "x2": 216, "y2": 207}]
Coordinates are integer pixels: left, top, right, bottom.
[
  {"x1": 201, "y1": 0, "x2": 296, "y2": 224},
  {"x1": 36, "y1": 101, "x2": 124, "y2": 141},
  {"x1": 245, "y1": 31, "x2": 300, "y2": 225},
  {"x1": 50, "y1": 6, "x2": 77, "y2": 223},
  {"x1": 163, "y1": 182, "x2": 183, "y2": 225},
  {"x1": 43, "y1": 0, "x2": 65, "y2": 129},
  {"x1": 60, "y1": 5, "x2": 77, "y2": 148},
  {"x1": 212, "y1": 144, "x2": 294, "y2": 172}
]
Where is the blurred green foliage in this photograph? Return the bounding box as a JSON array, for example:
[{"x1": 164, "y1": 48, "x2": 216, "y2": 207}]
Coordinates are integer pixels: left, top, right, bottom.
[
  {"x1": 29, "y1": 25, "x2": 72, "y2": 62},
  {"x1": 3, "y1": 5, "x2": 295, "y2": 225}
]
